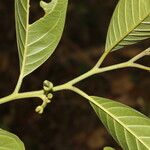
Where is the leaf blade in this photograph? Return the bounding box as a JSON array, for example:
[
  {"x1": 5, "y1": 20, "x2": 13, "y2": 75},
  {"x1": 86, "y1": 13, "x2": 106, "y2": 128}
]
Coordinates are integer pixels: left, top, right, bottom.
[
  {"x1": 103, "y1": 147, "x2": 116, "y2": 150},
  {"x1": 15, "y1": 0, "x2": 29, "y2": 68},
  {"x1": 0, "y1": 129, "x2": 25, "y2": 150},
  {"x1": 105, "y1": 0, "x2": 150, "y2": 52},
  {"x1": 15, "y1": 0, "x2": 68, "y2": 77},
  {"x1": 90, "y1": 96, "x2": 150, "y2": 150}
]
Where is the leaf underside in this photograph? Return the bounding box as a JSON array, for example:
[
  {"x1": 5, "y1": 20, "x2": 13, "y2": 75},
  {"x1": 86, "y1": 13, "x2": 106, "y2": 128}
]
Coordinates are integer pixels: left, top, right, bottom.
[
  {"x1": 0, "y1": 129, "x2": 25, "y2": 150},
  {"x1": 103, "y1": 146, "x2": 116, "y2": 150},
  {"x1": 105, "y1": 0, "x2": 150, "y2": 52},
  {"x1": 90, "y1": 96, "x2": 150, "y2": 150},
  {"x1": 15, "y1": 0, "x2": 68, "y2": 77}
]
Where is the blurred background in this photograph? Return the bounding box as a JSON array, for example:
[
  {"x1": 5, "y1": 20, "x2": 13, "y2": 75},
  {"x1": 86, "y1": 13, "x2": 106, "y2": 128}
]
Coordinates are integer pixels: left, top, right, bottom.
[{"x1": 0, "y1": 0, "x2": 149, "y2": 150}]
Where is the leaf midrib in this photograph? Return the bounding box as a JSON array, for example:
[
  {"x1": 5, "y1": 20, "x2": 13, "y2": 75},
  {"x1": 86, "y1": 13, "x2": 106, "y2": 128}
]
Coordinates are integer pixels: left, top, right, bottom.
[
  {"x1": 92, "y1": 98, "x2": 149, "y2": 149},
  {"x1": 20, "y1": 0, "x2": 30, "y2": 78},
  {"x1": 106, "y1": 10, "x2": 150, "y2": 52}
]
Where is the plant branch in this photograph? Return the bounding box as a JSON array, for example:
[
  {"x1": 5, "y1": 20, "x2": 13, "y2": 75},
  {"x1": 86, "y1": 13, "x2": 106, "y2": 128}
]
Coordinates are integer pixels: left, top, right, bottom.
[
  {"x1": 53, "y1": 48, "x2": 150, "y2": 92},
  {"x1": 53, "y1": 62, "x2": 149, "y2": 92},
  {"x1": 129, "y1": 48, "x2": 150, "y2": 63},
  {"x1": 53, "y1": 84, "x2": 95, "y2": 105},
  {"x1": 130, "y1": 63, "x2": 150, "y2": 71},
  {"x1": 0, "y1": 90, "x2": 43, "y2": 105},
  {"x1": 0, "y1": 90, "x2": 53, "y2": 114},
  {"x1": 0, "y1": 48, "x2": 149, "y2": 109},
  {"x1": 52, "y1": 62, "x2": 128, "y2": 92}
]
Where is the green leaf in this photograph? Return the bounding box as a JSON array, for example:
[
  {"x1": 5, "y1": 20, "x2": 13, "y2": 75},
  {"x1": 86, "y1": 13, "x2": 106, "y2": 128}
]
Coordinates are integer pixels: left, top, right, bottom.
[
  {"x1": 15, "y1": 0, "x2": 68, "y2": 77},
  {"x1": 90, "y1": 96, "x2": 150, "y2": 150},
  {"x1": 0, "y1": 129, "x2": 25, "y2": 150},
  {"x1": 103, "y1": 146, "x2": 116, "y2": 150},
  {"x1": 105, "y1": 0, "x2": 150, "y2": 52}
]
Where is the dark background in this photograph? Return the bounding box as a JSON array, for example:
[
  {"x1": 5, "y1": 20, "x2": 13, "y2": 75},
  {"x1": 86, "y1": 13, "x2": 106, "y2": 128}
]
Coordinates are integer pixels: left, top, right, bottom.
[{"x1": 0, "y1": 0, "x2": 149, "y2": 150}]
